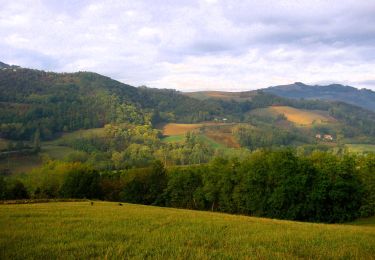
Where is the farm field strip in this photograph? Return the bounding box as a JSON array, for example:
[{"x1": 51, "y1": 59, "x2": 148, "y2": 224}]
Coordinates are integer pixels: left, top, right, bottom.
[{"x1": 269, "y1": 106, "x2": 334, "y2": 125}]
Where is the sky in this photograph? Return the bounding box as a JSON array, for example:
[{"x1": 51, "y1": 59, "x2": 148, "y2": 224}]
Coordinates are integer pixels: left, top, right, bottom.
[{"x1": 1, "y1": 0, "x2": 375, "y2": 91}]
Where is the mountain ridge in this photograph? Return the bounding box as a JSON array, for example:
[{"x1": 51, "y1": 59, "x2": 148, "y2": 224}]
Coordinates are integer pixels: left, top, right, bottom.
[{"x1": 263, "y1": 82, "x2": 375, "y2": 111}]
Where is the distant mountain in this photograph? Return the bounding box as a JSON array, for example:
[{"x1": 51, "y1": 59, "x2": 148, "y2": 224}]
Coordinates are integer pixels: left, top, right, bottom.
[
  {"x1": 263, "y1": 82, "x2": 375, "y2": 112},
  {"x1": 0, "y1": 61, "x2": 10, "y2": 69}
]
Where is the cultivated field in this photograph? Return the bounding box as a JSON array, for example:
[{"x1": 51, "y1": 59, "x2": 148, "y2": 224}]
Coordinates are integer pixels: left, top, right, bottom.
[
  {"x1": 269, "y1": 106, "x2": 334, "y2": 125},
  {"x1": 0, "y1": 202, "x2": 374, "y2": 259},
  {"x1": 160, "y1": 123, "x2": 240, "y2": 148},
  {"x1": 160, "y1": 123, "x2": 204, "y2": 136}
]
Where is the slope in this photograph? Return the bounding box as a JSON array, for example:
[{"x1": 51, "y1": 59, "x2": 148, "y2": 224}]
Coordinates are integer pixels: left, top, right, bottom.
[{"x1": 1, "y1": 202, "x2": 374, "y2": 259}]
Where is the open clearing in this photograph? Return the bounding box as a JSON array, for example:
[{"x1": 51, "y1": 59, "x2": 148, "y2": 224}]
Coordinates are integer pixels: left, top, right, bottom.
[
  {"x1": 269, "y1": 106, "x2": 334, "y2": 125},
  {"x1": 0, "y1": 202, "x2": 374, "y2": 259}
]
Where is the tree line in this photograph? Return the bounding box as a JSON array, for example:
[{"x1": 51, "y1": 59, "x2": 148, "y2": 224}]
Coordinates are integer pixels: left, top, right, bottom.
[{"x1": 1, "y1": 149, "x2": 374, "y2": 223}]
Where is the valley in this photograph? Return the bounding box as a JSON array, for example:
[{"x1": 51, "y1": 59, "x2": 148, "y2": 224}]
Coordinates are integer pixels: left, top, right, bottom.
[{"x1": 0, "y1": 63, "x2": 375, "y2": 227}]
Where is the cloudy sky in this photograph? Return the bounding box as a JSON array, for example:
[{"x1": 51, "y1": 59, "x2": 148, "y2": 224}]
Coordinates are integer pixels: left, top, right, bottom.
[{"x1": 1, "y1": 0, "x2": 375, "y2": 91}]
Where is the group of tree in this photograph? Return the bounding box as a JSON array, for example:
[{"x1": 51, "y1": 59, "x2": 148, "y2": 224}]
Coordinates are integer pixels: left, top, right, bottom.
[
  {"x1": 1, "y1": 149, "x2": 374, "y2": 223},
  {"x1": 56, "y1": 125, "x2": 216, "y2": 169}
]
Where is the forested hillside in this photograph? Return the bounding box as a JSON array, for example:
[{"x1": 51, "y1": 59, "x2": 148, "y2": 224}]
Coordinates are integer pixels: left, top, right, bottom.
[
  {"x1": 0, "y1": 66, "x2": 261, "y2": 140},
  {"x1": 1, "y1": 65, "x2": 375, "y2": 143}
]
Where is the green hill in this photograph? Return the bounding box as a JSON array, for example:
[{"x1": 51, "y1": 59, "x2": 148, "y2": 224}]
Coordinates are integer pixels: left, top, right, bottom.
[{"x1": 1, "y1": 202, "x2": 374, "y2": 259}]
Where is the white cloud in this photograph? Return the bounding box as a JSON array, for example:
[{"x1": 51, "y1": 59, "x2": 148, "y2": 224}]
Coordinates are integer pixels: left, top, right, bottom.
[{"x1": 0, "y1": 0, "x2": 375, "y2": 90}]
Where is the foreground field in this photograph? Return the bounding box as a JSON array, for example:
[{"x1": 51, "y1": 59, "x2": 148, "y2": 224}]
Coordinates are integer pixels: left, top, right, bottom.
[{"x1": 1, "y1": 202, "x2": 374, "y2": 259}]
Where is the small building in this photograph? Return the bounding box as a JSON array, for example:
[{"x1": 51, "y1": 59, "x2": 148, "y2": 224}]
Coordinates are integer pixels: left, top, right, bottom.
[
  {"x1": 315, "y1": 134, "x2": 322, "y2": 139},
  {"x1": 323, "y1": 134, "x2": 333, "y2": 141}
]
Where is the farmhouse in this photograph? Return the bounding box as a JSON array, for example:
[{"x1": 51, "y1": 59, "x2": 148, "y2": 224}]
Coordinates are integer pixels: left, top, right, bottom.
[
  {"x1": 323, "y1": 134, "x2": 333, "y2": 141},
  {"x1": 315, "y1": 134, "x2": 334, "y2": 141}
]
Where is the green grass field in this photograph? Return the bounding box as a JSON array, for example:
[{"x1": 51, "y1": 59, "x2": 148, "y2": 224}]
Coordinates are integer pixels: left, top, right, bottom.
[
  {"x1": 163, "y1": 134, "x2": 226, "y2": 150},
  {"x1": 346, "y1": 144, "x2": 375, "y2": 153},
  {"x1": 41, "y1": 145, "x2": 76, "y2": 160},
  {"x1": 162, "y1": 135, "x2": 185, "y2": 143},
  {"x1": 1, "y1": 202, "x2": 374, "y2": 259},
  {"x1": 46, "y1": 127, "x2": 106, "y2": 146}
]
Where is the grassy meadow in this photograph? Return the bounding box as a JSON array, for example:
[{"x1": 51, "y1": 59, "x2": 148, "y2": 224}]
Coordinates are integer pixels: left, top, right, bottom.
[{"x1": 1, "y1": 202, "x2": 375, "y2": 259}]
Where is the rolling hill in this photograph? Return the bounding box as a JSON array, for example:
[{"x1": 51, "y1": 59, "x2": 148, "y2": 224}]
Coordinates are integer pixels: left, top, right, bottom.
[{"x1": 1, "y1": 62, "x2": 375, "y2": 174}]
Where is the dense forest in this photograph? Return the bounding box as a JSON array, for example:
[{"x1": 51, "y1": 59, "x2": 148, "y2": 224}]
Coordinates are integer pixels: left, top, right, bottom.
[{"x1": 1, "y1": 149, "x2": 374, "y2": 223}]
